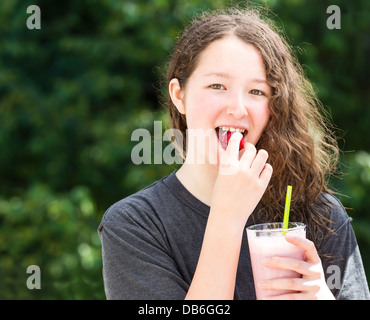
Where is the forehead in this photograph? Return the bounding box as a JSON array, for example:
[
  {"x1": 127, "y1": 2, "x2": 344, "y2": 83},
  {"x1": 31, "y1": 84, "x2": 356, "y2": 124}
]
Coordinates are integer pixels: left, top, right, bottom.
[{"x1": 192, "y1": 36, "x2": 267, "y2": 80}]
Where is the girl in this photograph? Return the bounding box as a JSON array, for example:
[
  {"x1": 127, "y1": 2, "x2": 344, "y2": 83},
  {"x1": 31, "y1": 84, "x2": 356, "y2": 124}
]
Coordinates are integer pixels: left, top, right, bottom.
[{"x1": 98, "y1": 8, "x2": 369, "y2": 300}]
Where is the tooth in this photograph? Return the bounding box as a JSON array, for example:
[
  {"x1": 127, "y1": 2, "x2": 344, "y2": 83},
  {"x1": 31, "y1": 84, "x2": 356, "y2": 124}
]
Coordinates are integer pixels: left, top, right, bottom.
[{"x1": 218, "y1": 126, "x2": 246, "y2": 133}]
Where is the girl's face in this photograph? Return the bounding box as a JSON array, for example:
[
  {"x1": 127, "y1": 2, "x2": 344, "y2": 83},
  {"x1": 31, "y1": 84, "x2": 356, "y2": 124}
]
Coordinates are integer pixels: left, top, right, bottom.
[{"x1": 170, "y1": 36, "x2": 271, "y2": 165}]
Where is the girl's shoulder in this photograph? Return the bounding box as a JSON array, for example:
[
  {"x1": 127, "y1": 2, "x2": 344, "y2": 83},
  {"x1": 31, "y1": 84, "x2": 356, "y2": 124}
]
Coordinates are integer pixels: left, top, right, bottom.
[
  {"x1": 100, "y1": 175, "x2": 171, "y2": 226},
  {"x1": 316, "y1": 192, "x2": 352, "y2": 231}
]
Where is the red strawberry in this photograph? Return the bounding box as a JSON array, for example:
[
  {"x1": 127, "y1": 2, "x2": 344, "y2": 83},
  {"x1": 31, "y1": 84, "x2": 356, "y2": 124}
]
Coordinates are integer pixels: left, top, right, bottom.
[
  {"x1": 239, "y1": 136, "x2": 245, "y2": 150},
  {"x1": 219, "y1": 129, "x2": 245, "y2": 151}
]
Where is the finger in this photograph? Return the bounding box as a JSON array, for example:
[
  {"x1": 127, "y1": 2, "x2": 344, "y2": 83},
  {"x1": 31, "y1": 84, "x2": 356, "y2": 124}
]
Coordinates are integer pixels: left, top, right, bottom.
[
  {"x1": 248, "y1": 149, "x2": 269, "y2": 175},
  {"x1": 261, "y1": 277, "x2": 323, "y2": 300},
  {"x1": 225, "y1": 132, "x2": 243, "y2": 161},
  {"x1": 240, "y1": 142, "x2": 257, "y2": 168},
  {"x1": 259, "y1": 277, "x2": 306, "y2": 292},
  {"x1": 262, "y1": 256, "x2": 310, "y2": 276},
  {"x1": 265, "y1": 292, "x2": 310, "y2": 300},
  {"x1": 259, "y1": 163, "x2": 273, "y2": 185},
  {"x1": 285, "y1": 234, "x2": 321, "y2": 264}
]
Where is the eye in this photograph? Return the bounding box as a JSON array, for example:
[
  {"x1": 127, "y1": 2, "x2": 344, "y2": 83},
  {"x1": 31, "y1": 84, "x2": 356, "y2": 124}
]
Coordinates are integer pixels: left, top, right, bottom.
[
  {"x1": 249, "y1": 89, "x2": 264, "y2": 96},
  {"x1": 210, "y1": 84, "x2": 225, "y2": 90}
]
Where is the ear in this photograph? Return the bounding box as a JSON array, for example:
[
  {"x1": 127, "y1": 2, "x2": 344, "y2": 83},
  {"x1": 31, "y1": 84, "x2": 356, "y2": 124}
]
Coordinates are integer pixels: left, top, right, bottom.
[{"x1": 169, "y1": 78, "x2": 185, "y2": 115}]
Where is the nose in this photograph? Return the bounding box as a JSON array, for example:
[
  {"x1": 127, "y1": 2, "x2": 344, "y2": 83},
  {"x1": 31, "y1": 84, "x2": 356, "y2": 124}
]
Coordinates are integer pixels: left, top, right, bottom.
[{"x1": 225, "y1": 91, "x2": 248, "y2": 119}]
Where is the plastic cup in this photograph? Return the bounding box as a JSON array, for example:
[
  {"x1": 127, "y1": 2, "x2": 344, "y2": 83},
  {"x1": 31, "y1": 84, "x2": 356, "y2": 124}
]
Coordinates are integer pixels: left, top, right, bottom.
[{"x1": 246, "y1": 222, "x2": 306, "y2": 300}]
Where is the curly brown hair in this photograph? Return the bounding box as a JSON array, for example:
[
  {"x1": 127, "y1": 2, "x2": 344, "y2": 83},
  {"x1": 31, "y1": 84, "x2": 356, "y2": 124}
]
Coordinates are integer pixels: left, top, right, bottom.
[{"x1": 165, "y1": 7, "x2": 340, "y2": 247}]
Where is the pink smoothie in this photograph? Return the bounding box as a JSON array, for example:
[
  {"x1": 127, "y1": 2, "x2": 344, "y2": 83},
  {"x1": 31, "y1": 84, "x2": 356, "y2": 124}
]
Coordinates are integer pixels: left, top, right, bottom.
[{"x1": 247, "y1": 223, "x2": 306, "y2": 300}]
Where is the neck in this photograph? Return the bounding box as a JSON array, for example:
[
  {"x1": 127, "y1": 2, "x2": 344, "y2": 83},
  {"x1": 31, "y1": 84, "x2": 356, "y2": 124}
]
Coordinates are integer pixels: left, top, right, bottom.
[{"x1": 176, "y1": 162, "x2": 218, "y2": 207}]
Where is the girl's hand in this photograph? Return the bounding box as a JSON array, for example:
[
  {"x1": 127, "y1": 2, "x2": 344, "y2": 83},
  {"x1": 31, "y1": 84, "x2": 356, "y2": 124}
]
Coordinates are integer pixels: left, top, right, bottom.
[
  {"x1": 210, "y1": 132, "x2": 273, "y2": 227},
  {"x1": 186, "y1": 133, "x2": 272, "y2": 299},
  {"x1": 259, "y1": 234, "x2": 335, "y2": 300}
]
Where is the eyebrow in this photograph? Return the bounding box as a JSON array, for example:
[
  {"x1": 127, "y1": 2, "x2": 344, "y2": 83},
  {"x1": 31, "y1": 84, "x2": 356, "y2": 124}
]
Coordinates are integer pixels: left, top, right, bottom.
[
  {"x1": 204, "y1": 72, "x2": 269, "y2": 85},
  {"x1": 204, "y1": 72, "x2": 233, "y2": 79},
  {"x1": 251, "y1": 78, "x2": 269, "y2": 85}
]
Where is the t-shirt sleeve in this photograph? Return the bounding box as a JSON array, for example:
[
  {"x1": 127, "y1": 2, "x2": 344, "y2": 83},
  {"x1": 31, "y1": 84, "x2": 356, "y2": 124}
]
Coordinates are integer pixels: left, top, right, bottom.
[
  {"x1": 319, "y1": 195, "x2": 370, "y2": 300},
  {"x1": 98, "y1": 203, "x2": 189, "y2": 300}
]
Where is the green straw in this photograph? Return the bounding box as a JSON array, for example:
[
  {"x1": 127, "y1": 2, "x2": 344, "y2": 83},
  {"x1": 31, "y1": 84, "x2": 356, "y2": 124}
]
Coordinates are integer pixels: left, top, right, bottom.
[{"x1": 282, "y1": 185, "x2": 292, "y2": 235}]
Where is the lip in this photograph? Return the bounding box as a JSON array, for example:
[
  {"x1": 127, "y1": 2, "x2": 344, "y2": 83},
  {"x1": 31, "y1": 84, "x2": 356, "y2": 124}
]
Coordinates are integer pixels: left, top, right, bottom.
[
  {"x1": 215, "y1": 126, "x2": 248, "y2": 150},
  {"x1": 216, "y1": 125, "x2": 248, "y2": 132}
]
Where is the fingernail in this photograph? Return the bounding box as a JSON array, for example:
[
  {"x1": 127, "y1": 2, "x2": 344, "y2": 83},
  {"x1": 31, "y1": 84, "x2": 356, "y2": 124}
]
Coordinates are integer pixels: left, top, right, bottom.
[{"x1": 285, "y1": 234, "x2": 296, "y2": 241}]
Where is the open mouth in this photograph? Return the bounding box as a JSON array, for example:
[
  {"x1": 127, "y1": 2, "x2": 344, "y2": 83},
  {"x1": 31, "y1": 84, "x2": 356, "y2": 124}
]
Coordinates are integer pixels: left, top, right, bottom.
[{"x1": 215, "y1": 126, "x2": 247, "y2": 151}]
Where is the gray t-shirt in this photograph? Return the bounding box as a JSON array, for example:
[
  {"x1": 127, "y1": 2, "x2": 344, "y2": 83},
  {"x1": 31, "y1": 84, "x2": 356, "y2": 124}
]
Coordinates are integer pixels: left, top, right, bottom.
[{"x1": 98, "y1": 170, "x2": 370, "y2": 300}]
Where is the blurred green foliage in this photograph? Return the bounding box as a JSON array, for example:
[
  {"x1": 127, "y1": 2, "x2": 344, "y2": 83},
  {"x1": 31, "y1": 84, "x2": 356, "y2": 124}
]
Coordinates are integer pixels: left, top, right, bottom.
[{"x1": 0, "y1": 0, "x2": 369, "y2": 299}]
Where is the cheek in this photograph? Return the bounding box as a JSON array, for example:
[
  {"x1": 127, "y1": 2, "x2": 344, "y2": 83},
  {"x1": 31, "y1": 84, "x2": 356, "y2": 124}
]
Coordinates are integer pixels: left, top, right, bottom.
[
  {"x1": 252, "y1": 102, "x2": 270, "y2": 128},
  {"x1": 247, "y1": 102, "x2": 270, "y2": 143},
  {"x1": 184, "y1": 92, "x2": 222, "y2": 128}
]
